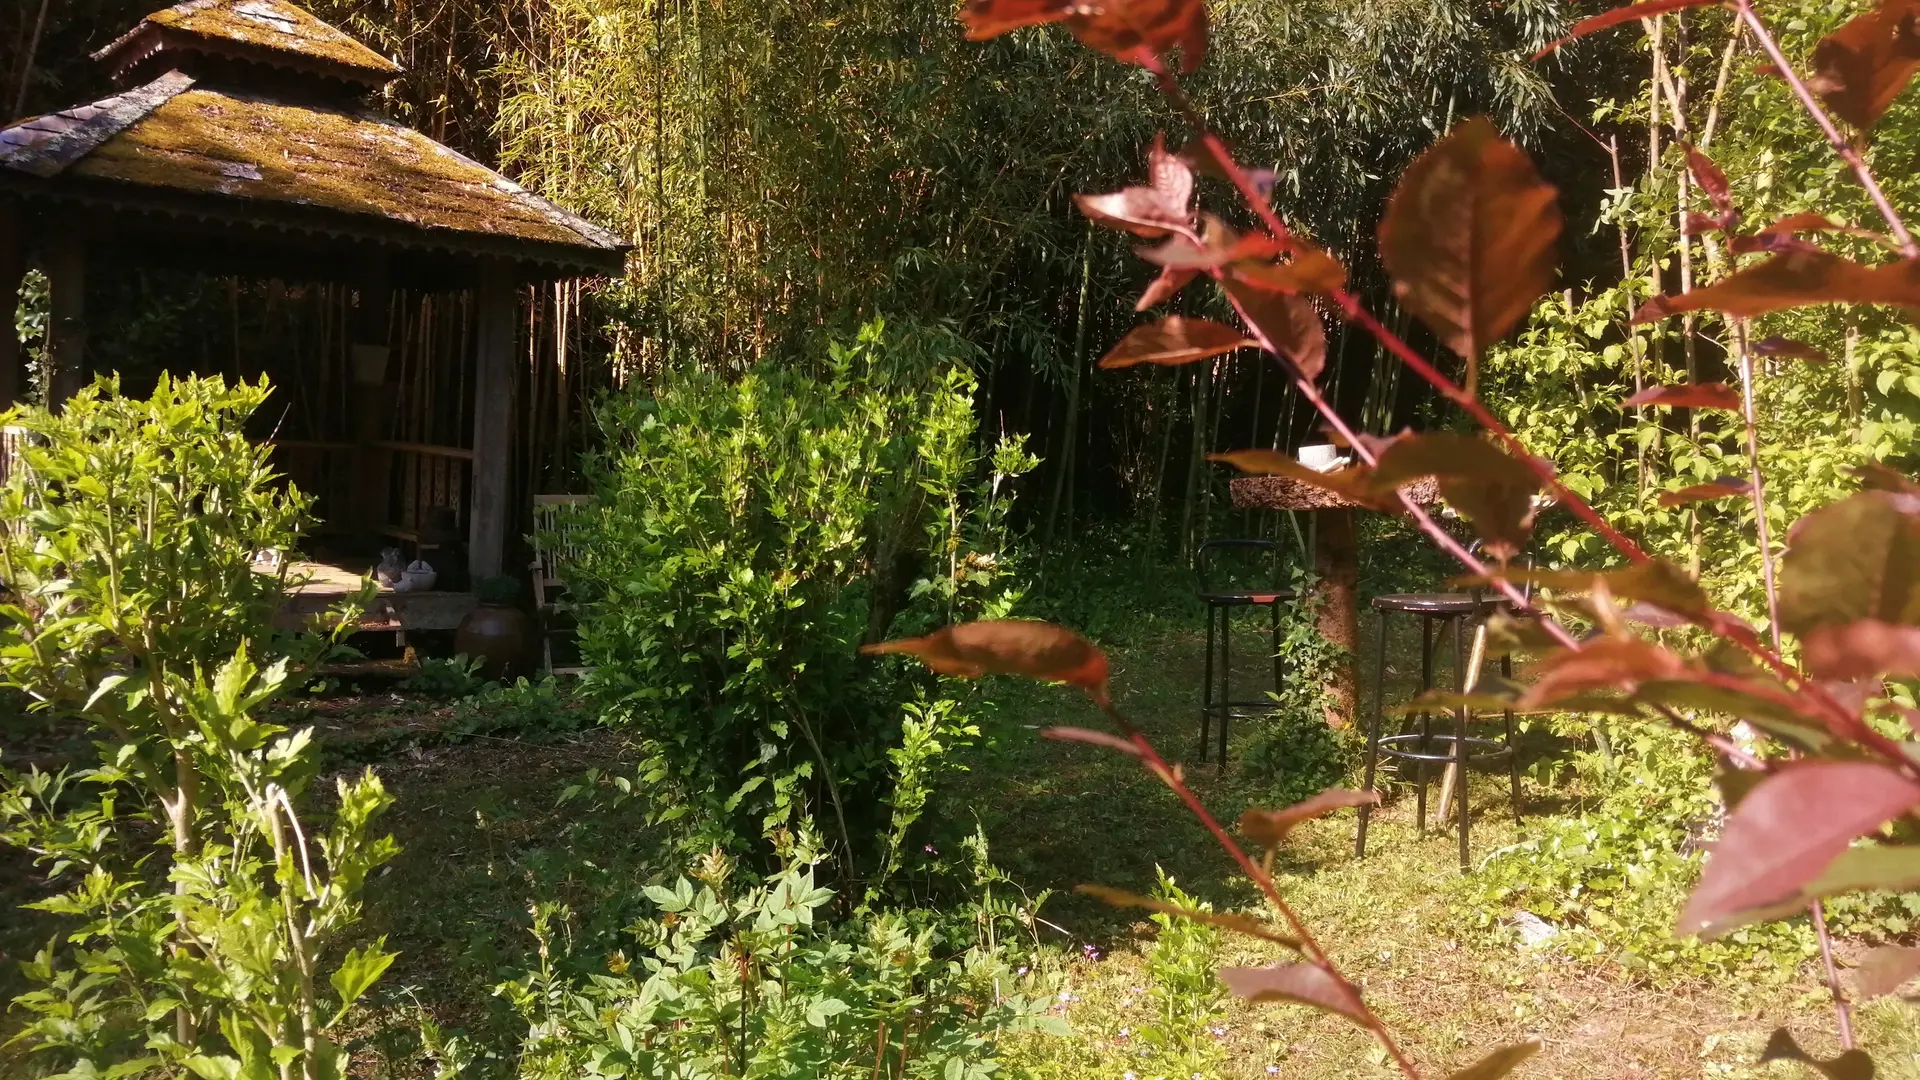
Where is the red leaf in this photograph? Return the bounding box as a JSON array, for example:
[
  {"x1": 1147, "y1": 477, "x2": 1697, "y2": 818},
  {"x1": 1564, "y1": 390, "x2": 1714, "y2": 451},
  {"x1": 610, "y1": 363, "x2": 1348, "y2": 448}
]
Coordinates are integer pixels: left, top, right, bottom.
[
  {"x1": 1239, "y1": 788, "x2": 1380, "y2": 846},
  {"x1": 861, "y1": 621, "x2": 1110, "y2": 702},
  {"x1": 1801, "y1": 619, "x2": 1920, "y2": 679},
  {"x1": 1135, "y1": 265, "x2": 1198, "y2": 310},
  {"x1": 1812, "y1": 0, "x2": 1920, "y2": 130},
  {"x1": 1751, "y1": 336, "x2": 1832, "y2": 363},
  {"x1": 1444, "y1": 1041, "x2": 1544, "y2": 1080},
  {"x1": 1217, "y1": 963, "x2": 1368, "y2": 1023},
  {"x1": 1531, "y1": 0, "x2": 1725, "y2": 59},
  {"x1": 1371, "y1": 433, "x2": 1544, "y2": 559},
  {"x1": 1727, "y1": 232, "x2": 1828, "y2": 256},
  {"x1": 1682, "y1": 142, "x2": 1736, "y2": 222},
  {"x1": 1098, "y1": 317, "x2": 1255, "y2": 369},
  {"x1": 1681, "y1": 761, "x2": 1920, "y2": 937},
  {"x1": 1623, "y1": 382, "x2": 1741, "y2": 410},
  {"x1": 959, "y1": 0, "x2": 1075, "y2": 40},
  {"x1": 962, "y1": 0, "x2": 1208, "y2": 73},
  {"x1": 1657, "y1": 477, "x2": 1752, "y2": 507},
  {"x1": 1229, "y1": 246, "x2": 1348, "y2": 296},
  {"x1": 1073, "y1": 135, "x2": 1194, "y2": 239},
  {"x1": 1378, "y1": 117, "x2": 1562, "y2": 393},
  {"x1": 1517, "y1": 636, "x2": 1690, "y2": 710},
  {"x1": 1856, "y1": 944, "x2": 1920, "y2": 999},
  {"x1": 1854, "y1": 462, "x2": 1920, "y2": 493},
  {"x1": 1729, "y1": 211, "x2": 1864, "y2": 254},
  {"x1": 1221, "y1": 278, "x2": 1327, "y2": 381},
  {"x1": 1759, "y1": 210, "x2": 1845, "y2": 235},
  {"x1": 1206, "y1": 449, "x2": 1397, "y2": 509},
  {"x1": 1138, "y1": 216, "x2": 1280, "y2": 270},
  {"x1": 1041, "y1": 727, "x2": 1142, "y2": 757},
  {"x1": 1683, "y1": 211, "x2": 1732, "y2": 236},
  {"x1": 1462, "y1": 559, "x2": 1712, "y2": 617},
  {"x1": 1076, "y1": 885, "x2": 1300, "y2": 946},
  {"x1": 1633, "y1": 250, "x2": 1920, "y2": 321},
  {"x1": 1779, "y1": 490, "x2": 1920, "y2": 635}
]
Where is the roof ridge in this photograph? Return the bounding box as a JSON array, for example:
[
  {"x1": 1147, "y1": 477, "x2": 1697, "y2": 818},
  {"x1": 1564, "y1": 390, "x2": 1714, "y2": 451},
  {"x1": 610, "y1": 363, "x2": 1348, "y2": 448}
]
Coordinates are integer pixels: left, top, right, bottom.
[
  {"x1": 0, "y1": 71, "x2": 195, "y2": 179},
  {"x1": 95, "y1": 0, "x2": 401, "y2": 80}
]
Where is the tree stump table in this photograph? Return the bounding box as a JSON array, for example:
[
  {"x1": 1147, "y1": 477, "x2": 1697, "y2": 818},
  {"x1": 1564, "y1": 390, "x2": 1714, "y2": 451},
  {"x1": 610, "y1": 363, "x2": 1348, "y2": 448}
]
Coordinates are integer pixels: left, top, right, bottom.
[{"x1": 1228, "y1": 474, "x2": 1440, "y2": 727}]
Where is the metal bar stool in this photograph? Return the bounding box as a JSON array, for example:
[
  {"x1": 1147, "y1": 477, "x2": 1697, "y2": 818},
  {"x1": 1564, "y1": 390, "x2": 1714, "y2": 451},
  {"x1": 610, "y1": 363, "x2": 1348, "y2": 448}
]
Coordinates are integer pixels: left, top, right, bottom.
[
  {"x1": 1197, "y1": 539, "x2": 1298, "y2": 767},
  {"x1": 1354, "y1": 591, "x2": 1522, "y2": 870}
]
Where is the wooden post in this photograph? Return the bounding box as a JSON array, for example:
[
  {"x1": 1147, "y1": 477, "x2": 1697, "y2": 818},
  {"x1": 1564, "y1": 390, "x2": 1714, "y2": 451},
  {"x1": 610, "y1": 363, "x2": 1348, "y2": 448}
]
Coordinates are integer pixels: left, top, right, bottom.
[
  {"x1": 1314, "y1": 506, "x2": 1361, "y2": 727},
  {"x1": 0, "y1": 204, "x2": 22, "y2": 408},
  {"x1": 468, "y1": 260, "x2": 515, "y2": 580},
  {"x1": 349, "y1": 259, "x2": 393, "y2": 542},
  {"x1": 44, "y1": 229, "x2": 85, "y2": 409}
]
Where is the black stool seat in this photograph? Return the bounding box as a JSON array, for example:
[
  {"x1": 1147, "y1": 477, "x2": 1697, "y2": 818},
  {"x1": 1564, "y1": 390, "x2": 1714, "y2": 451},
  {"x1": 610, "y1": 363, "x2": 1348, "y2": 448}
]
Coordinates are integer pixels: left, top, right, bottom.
[
  {"x1": 1196, "y1": 540, "x2": 1296, "y2": 767},
  {"x1": 1372, "y1": 592, "x2": 1505, "y2": 615},
  {"x1": 1201, "y1": 589, "x2": 1299, "y2": 606}
]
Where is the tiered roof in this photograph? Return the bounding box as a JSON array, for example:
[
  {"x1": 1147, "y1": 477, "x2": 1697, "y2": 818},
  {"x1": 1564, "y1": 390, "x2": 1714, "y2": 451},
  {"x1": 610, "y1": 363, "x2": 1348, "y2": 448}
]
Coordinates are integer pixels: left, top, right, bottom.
[{"x1": 0, "y1": 0, "x2": 626, "y2": 278}]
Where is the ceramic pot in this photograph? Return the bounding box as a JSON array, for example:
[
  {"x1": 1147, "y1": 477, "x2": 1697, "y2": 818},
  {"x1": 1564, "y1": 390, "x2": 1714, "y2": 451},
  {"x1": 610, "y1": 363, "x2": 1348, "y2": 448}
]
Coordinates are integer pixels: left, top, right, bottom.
[{"x1": 455, "y1": 602, "x2": 533, "y2": 679}]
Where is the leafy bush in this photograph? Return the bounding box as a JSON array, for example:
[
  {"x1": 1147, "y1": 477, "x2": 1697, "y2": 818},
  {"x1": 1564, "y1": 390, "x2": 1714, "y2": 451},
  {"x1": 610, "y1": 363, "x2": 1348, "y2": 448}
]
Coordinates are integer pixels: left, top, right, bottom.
[
  {"x1": 1463, "y1": 724, "x2": 1815, "y2": 983},
  {"x1": 495, "y1": 851, "x2": 1056, "y2": 1079},
  {"x1": 568, "y1": 318, "x2": 1035, "y2": 876},
  {"x1": 0, "y1": 375, "x2": 395, "y2": 1080},
  {"x1": 1240, "y1": 569, "x2": 1357, "y2": 803},
  {"x1": 1138, "y1": 870, "x2": 1227, "y2": 1075},
  {"x1": 399, "y1": 654, "x2": 491, "y2": 697}
]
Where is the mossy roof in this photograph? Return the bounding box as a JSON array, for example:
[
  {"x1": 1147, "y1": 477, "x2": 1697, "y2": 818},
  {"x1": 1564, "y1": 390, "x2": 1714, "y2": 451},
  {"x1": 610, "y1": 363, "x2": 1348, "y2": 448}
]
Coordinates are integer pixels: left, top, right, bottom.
[
  {"x1": 0, "y1": 73, "x2": 627, "y2": 272},
  {"x1": 96, "y1": 0, "x2": 401, "y2": 84}
]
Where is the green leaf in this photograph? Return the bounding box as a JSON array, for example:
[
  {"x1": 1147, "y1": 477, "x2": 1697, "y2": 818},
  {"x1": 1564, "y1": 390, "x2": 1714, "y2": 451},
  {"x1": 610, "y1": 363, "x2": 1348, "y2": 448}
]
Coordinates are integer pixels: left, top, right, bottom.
[
  {"x1": 326, "y1": 941, "x2": 396, "y2": 1027},
  {"x1": 182, "y1": 1055, "x2": 245, "y2": 1080},
  {"x1": 806, "y1": 997, "x2": 850, "y2": 1026}
]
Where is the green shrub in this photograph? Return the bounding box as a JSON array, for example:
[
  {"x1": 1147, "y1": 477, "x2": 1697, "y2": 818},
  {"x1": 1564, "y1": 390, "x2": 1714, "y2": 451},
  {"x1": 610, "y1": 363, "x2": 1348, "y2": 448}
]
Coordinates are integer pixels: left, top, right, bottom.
[
  {"x1": 0, "y1": 375, "x2": 395, "y2": 1080},
  {"x1": 1460, "y1": 724, "x2": 1815, "y2": 983},
  {"x1": 568, "y1": 318, "x2": 1035, "y2": 878},
  {"x1": 1138, "y1": 869, "x2": 1227, "y2": 1076},
  {"x1": 495, "y1": 851, "x2": 1056, "y2": 1079},
  {"x1": 1240, "y1": 569, "x2": 1356, "y2": 803}
]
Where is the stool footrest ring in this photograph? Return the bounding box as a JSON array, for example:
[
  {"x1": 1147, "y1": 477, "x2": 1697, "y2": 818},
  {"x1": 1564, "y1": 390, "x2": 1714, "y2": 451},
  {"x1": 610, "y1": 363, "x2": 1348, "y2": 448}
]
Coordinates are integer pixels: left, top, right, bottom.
[{"x1": 1376, "y1": 732, "x2": 1512, "y2": 764}]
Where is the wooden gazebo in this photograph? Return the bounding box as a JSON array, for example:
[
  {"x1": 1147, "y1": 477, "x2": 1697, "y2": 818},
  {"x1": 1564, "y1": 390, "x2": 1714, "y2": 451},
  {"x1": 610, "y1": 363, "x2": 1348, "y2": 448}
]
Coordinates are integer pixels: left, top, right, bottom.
[{"x1": 0, "y1": 0, "x2": 628, "y2": 630}]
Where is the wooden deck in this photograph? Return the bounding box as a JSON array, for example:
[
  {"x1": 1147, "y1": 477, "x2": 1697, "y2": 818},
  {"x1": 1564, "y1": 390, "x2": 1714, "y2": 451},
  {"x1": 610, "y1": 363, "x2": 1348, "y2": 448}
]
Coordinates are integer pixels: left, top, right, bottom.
[{"x1": 272, "y1": 558, "x2": 476, "y2": 632}]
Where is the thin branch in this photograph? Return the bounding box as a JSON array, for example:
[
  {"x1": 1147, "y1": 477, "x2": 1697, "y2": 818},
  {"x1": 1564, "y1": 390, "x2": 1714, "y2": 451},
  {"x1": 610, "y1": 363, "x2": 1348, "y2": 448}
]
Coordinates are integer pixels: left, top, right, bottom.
[
  {"x1": 1144, "y1": 60, "x2": 1656, "y2": 565},
  {"x1": 1139, "y1": 53, "x2": 1917, "y2": 775},
  {"x1": 1734, "y1": 0, "x2": 1919, "y2": 258},
  {"x1": 1733, "y1": 320, "x2": 1782, "y2": 652},
  {"x1": 1101, "y1": 703, "x2": 1425, "y2": 1080},
  {"x1": 1812, "y1": 899, "x2": 1858, "y2": 1048},
  {"x1": 1734, "y1": 318, "x2": 1855, "y2": 1044}
]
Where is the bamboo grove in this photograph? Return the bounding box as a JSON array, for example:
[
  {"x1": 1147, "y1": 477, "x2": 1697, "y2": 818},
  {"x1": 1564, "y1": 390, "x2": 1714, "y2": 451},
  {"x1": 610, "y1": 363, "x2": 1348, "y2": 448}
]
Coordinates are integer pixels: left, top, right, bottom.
[{"x1": 10, "y1": 0, "x2": 1613, "y2": 552}]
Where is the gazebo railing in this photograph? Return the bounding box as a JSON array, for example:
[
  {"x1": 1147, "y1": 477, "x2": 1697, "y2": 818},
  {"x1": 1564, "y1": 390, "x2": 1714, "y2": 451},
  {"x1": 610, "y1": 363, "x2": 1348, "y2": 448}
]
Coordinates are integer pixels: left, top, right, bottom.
[{"x1": 0, "y1": 425, "x2": 33, "y2": 488}]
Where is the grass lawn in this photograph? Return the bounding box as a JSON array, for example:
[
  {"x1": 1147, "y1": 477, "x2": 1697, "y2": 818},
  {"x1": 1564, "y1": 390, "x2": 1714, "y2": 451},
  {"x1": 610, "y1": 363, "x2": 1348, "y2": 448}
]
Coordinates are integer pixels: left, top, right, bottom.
[
  {"x1": 6, "y1": 576, "x2": 1920, "y2": 1079},
  {"x1": 950, "y1": 598, "x2": 1920, "y2": 1079}
]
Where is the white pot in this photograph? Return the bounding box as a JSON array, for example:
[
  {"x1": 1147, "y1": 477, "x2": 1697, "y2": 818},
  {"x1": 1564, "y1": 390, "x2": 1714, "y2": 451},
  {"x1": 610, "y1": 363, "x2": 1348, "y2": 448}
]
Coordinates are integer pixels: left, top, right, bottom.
[
  {"x1": 400, "y1": 560, "x2": 437, "y2": 592},
  {"x1": 1297, "y1": 443, "x2": 1347, "y2": 472}
]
